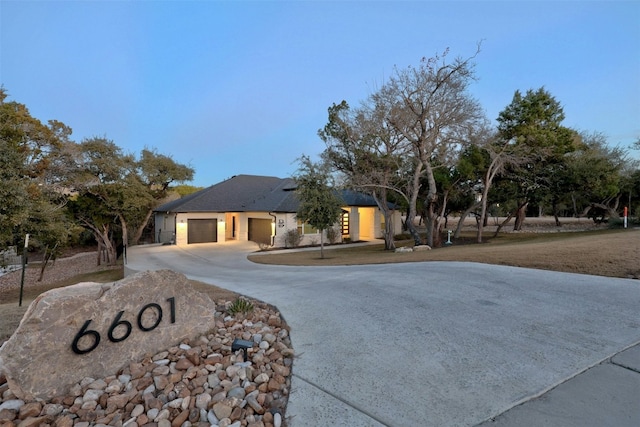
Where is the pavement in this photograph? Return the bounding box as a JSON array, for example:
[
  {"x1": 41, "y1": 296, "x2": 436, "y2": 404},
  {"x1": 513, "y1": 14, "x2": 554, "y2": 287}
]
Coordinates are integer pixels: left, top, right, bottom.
[{"x1": 125, "y1": 240, "x2": 640, "y2": 427}]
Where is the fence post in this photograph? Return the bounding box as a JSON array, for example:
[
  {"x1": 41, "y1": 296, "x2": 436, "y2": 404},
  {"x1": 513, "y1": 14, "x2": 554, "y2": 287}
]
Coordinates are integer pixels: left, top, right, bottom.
[{"x1": 19, "y1": 234, "x2": 30, "y2": 307}]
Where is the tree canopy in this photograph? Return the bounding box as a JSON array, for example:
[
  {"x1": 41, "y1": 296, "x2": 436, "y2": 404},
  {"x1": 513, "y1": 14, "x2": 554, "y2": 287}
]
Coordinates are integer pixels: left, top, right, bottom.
[
  {"x1": 0, "y1": 88, "x2": 194, "y2": 270},
  {"x1": 317, "y1": 52, "x2": 638, "y2": 246}
]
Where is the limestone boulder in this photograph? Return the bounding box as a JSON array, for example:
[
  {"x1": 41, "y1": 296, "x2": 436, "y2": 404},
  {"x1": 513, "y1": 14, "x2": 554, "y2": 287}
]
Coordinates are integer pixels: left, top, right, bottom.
[
  {"x1": 0, "y1": 270, "x2": 218, "y2": 400},
  {"x1": 394, "y1": 246, "x2": 413, "y2": 253}
]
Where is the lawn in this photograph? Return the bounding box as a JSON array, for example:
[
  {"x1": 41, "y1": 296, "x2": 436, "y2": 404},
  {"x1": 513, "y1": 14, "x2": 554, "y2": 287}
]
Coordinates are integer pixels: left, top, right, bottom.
[{"x1": 249, "y1": 229, "x2": 640, "y2": 279}]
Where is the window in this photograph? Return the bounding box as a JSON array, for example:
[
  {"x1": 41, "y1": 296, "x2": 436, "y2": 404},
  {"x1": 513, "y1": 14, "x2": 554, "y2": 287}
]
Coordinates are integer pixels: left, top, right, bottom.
[
  {"x1": 297, "y1": 219, "x2": 319, "y2": 235},
  {"x1": 341, "y1": 210, "x2": 349, "y2": 235}
]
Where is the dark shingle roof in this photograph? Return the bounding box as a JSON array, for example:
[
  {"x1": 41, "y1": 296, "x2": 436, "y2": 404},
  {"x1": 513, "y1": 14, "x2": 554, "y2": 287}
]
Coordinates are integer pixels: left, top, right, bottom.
[{"x1": 155, "y1": 175, "x2": 386, "y2": 213}]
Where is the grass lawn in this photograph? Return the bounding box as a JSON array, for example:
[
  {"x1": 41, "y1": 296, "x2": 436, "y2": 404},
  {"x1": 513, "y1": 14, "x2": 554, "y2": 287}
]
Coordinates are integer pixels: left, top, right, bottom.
[{"x1": 249, "y1": 229, "x2": 640, "y2": 279}]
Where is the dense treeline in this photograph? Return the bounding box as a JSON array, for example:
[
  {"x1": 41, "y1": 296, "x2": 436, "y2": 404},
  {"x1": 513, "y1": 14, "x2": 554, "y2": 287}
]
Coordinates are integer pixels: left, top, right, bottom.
[
  {"x1": 0, "y1": 88, "x2": 195, "y2": 267},
  {"x1": 318, "y1": 48, "x2": 640, "y2": 249}
]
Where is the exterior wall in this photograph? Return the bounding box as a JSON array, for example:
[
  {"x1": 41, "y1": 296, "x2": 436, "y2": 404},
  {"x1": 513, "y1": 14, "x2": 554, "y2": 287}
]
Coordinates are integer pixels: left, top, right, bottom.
[
  {"x1": 154, "y1": 213, "x2": 176, "y2": 244},
  {"x1": 225, "y1": 213, "x2": 239, "y2": 240},
  {"x1": 273, "y1": 213, "x2": 297, "y2": 247},
  {"x1": 272, "y1": 212, "x2": 335, "y2": 248},
  {"x1": 237, "y1": 212, "x2": 276, "y2": 243},
  {"x1": 157, "y1": 206, "x2": 403, "y2": 248},
  {"x1": 348, "y1": 207, "x2": 360, "y2": 242},
  {"x1": 358, "y1": 207, "x2": 375, "y2": 239}
]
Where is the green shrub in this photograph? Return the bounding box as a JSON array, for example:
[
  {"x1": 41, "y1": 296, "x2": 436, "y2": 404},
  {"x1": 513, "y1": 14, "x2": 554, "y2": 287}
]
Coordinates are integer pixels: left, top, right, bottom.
[
  {"x1": 283, "y1": 229, "x2": 303, "y2": 248},
  {"x1": 228, "y1": 297, "x2": 254, "y2": 315},
  {"x1": 326, "y1": 226, "x2": 341, "y2": 244}
]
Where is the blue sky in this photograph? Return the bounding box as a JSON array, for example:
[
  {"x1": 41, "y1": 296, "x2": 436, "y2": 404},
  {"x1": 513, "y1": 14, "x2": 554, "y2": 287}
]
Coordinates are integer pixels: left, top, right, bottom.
[{"x1": 1, "y1": 1, "x2": 639, "y2": 187}]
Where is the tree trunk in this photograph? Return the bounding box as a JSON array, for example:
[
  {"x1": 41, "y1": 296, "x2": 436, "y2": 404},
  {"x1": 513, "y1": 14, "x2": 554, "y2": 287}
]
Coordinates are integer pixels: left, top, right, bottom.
[
  {"x1": 552, "y1": 198, "x2": 562, "y2": 227},
  {"x1": 383, "y1": 213, "x2": 396, "y2": 251},
  {"x1": 118, "y1": 214, "x2": 129, "y2": 247},
  {"x1": 513, "y1": 202, "x2": 528, "y2": 231},
  {"x1": 37, "y1": 243, "x2": 59, "y2": 282},
  {"x1": 372, "y1": 191, "x2": 396, "y2": 251},
  {"x1": 571, "y1": 193, "x2": 578, "y2": 217},
  {"x1": 431, "y1": 190, "x2": 449, "y2": 247},
  {"x1": 118, "y1": 214, "x2": 128, "y2": 264},
  {"x1": 477, "y1": 177, "x2": 492, "y2": 243},
  {"x1": 131, "y1": 208, "x2": 154, "y2": 245},
  {"x1": 320, "y1": 230, "x2": 325, "y2": 259},
  {"x1": 423, "y1": 162, "x2": 438, "y2": 247},
  {"x1": 425, "y1": 202, "x2": 436, "y2": 247},
  {"x1": 406, "y1": 162, "x2": 424, "y2": 246},
  {"x1": 493, "y1": 212, "x2": 515, "y2": 237},
  {"x1": 96, "y1": 241, "x2": 102, "y2": 266},
  {"x1": 84, "y1": 221, "x2": 118, "y2": 266},
  {"x1": 455, "y1": 202, "x2": 480, "y2": 239}
]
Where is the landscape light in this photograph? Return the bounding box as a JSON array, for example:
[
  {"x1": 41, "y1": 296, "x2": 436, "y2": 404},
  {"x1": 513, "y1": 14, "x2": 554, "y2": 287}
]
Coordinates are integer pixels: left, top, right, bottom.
[{"x1": 231, "y1": 338, "x2": 254, "y2": 362}]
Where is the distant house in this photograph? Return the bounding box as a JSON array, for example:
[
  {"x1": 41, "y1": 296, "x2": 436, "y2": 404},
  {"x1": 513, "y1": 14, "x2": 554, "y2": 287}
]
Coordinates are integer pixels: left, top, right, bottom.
[{"x1": 153, "y1": 174, "x2": 402, "y2": 247}]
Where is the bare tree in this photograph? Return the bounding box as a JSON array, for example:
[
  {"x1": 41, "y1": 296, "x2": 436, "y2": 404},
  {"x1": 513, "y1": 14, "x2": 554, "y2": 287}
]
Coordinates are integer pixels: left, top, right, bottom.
[
  {"x1": 374, "y1": 46, "x2": 486, "y2": 246},
  {"x1": 475, "y1": 129, "x2": 530, "y2": 242},
  {"x1": 320, "y1": 100, "x2": 410, "y2": 250}
]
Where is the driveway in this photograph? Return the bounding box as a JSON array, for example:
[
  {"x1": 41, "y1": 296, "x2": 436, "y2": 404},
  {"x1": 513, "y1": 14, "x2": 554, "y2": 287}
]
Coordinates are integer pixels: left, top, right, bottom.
[{"x1": 127, "y1": 242, "x2": 640, "y2": 426}]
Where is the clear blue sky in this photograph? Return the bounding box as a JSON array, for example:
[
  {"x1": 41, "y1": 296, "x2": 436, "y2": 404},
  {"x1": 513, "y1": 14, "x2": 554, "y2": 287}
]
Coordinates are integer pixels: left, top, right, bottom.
[{"x1": 2, "y1": 1, "x2": 638, "y2": 187}]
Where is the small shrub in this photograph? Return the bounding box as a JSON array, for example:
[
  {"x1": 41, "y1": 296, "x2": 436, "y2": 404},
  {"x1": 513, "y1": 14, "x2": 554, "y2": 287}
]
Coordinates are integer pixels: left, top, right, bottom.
[
  {"x1": 228, "y1": 297, "x2": 254, "y2": 315},
  {"x1": 257, "y1": 242, "x2": 271, "y2": 251},
  {"x1": 284, "y1": 229, "x2": 303, "y2": 248},
  {"x1": 326, "y1": 226, "x2": 341, "y2": 244}
]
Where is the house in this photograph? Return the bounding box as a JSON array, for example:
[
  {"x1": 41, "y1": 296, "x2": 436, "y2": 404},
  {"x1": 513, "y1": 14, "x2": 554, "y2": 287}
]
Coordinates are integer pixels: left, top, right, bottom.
[{"x1": 153, "y1": 174, "x2": 402, "y2": 247}]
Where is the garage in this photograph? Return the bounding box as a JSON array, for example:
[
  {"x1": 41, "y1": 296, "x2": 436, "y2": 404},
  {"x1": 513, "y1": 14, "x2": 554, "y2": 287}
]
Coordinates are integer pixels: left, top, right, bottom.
[
  {"x1": 187, "y1": 219, "x2": 217, "y2": 244},
  {"x1": 248, "y1": 218, "x2": 272, "y2": 245}
]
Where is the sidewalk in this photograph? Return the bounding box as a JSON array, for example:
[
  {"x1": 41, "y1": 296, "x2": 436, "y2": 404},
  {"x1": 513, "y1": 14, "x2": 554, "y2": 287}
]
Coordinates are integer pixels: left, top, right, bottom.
[{"x1": 477, "y1": 343, "x2": 640, "y2": 426}]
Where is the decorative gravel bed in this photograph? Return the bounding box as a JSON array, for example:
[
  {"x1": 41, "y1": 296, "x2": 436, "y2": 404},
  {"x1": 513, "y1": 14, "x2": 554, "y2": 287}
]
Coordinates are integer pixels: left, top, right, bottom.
[{"x1": 0, "y1": 252, "x2": 293, "y2": 427}]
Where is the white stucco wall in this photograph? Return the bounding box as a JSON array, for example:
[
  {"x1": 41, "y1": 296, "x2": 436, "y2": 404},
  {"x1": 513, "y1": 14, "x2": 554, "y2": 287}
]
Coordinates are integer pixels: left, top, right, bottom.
[{"x1": 159, "y1": 206, "x2": 402, "y2": 247}]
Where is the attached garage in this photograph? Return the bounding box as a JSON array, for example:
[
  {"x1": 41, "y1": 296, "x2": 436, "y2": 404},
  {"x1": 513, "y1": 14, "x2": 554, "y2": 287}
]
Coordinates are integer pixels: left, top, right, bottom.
[
  {"x1": 187, "y1": 219, "x2": 217, "y2": 244},
  {"x1": 248, "y1": 218, "x2": 272, "y2": 245}
]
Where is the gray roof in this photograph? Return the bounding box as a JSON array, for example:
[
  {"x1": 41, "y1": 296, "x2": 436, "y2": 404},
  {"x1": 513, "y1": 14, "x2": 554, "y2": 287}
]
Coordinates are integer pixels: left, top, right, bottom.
[{"x1": 155, "y1": 174, "x2": 386, "y2": 213}]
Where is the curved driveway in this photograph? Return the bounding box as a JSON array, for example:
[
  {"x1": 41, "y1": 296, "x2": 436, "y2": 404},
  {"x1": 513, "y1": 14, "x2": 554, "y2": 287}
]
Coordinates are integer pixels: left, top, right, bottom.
[{"x1": 127, "y1": 241, "x2": 640, "y2": 426}]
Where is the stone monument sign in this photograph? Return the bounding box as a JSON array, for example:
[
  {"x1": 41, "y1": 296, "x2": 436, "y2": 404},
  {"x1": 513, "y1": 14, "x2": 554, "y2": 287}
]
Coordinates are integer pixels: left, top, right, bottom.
[{"x1": 0, "y1": 269, "x2": 218, "y2": 400}]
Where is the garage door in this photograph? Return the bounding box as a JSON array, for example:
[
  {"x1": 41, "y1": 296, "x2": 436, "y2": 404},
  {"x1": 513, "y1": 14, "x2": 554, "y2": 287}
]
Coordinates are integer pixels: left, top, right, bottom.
[
  {"x1": 248, "y1": 218, "x2": 272, "y2": 245},
  {"x1": 187, "y1": 219, "x2": 217, "y2": 244}
]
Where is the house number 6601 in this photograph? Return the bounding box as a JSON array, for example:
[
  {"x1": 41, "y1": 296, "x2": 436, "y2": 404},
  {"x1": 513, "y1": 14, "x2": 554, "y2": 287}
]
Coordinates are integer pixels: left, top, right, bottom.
[{"x1": 71, "y1": 297, "x2": 176, "y2": 355}]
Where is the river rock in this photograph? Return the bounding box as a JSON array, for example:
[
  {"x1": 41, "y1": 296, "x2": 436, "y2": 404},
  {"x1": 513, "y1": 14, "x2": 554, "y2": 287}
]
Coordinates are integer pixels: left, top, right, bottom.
[{"x1": 0, "y1": 270, "x2": 218, "y2": 400}]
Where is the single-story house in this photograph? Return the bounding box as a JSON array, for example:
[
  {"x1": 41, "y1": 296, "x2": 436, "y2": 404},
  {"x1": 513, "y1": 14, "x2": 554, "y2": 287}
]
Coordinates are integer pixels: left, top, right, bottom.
[{"x1": 153, "y1": 174, "x2": 402, "y2": 247}]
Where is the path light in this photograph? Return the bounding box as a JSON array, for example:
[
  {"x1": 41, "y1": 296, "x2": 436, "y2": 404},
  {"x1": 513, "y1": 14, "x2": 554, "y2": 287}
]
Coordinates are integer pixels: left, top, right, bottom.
[
  {"x1": 231, "y1": 338, "x2": 254, "y2": 362},
  {"x1": 445, "y1": 230, "x2": 452, "y2": 245}
]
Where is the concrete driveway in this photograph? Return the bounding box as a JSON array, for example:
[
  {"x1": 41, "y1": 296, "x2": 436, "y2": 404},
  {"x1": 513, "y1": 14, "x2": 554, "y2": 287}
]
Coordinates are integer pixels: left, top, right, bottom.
[{"x1": 126, "y1": 241, "x2": 640, "y2": 426}]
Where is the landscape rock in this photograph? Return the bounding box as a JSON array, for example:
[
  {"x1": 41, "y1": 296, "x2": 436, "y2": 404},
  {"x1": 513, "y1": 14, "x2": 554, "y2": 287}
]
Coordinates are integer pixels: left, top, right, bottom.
[
  {"x1": 0, "y1": 292, "x2": 292, "y2": 427},
  {"x1": 0, "y1": 270, "x2": 218, "y2": 400}
]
